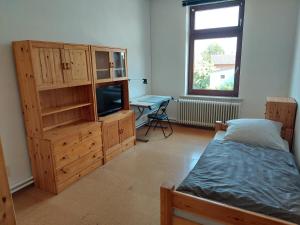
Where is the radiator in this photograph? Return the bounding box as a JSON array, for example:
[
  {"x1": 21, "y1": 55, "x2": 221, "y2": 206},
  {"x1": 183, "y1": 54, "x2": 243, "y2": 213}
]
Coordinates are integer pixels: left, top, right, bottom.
[{"x1": 177, "y1": 97, "x2": 242, "y2": 128}]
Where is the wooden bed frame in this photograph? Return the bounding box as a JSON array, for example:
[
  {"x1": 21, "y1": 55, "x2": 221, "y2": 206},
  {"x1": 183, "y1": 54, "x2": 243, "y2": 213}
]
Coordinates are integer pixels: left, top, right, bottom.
[
  {"x1": 161, "y1": 183, "x2": 296, "y2": 225},
  {"x1": 160, "y1": 123, "x2": 296, "y2": 225},
  {"x1": 161, "y1": 98, "x2": 298, "y2": 225}
]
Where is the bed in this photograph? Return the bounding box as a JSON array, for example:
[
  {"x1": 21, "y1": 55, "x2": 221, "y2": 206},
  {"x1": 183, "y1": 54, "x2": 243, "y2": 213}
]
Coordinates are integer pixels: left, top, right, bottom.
[{"x1": 161, "y1": 99, "x2": 299, "y2": 225}]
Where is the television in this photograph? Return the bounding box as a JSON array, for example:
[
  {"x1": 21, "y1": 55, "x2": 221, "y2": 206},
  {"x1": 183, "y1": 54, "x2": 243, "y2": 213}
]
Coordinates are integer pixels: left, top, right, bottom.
[{"x1": 96, "y1": 84, "x2": 123, "y2": 116}]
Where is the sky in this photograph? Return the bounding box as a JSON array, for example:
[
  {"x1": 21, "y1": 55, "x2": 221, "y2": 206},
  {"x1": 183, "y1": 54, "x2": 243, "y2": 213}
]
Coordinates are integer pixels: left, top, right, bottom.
[{"x1": 194, "y1": 6, "x2": 239, "y2": 62}]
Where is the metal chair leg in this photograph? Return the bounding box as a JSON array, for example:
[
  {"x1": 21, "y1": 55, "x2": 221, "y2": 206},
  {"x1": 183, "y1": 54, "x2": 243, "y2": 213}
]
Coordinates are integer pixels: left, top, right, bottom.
[
  {"x1": 153, "y1": 119, "x2": 159, "y2": 130},
  {"x1": 167, "y1": 117, "x2": 173, "y2": 136},
  {"x1": 160, "y1": 121, "x2": 167, "y2": 138},
  {"x1": 145, "y1": 119, "x2": 153, "y2": 136}
]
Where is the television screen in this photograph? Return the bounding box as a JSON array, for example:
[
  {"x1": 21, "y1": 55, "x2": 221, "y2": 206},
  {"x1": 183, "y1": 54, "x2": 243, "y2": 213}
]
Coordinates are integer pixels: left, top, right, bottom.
[{"x1": 96, "y1": 84, "x2": 123, "y2": 116}]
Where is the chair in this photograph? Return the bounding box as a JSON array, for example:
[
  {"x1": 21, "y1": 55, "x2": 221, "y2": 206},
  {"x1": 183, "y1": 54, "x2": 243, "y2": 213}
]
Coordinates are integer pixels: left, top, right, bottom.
[{"x1": 145, "y1": 100, "x2": 173, "y2": 138}]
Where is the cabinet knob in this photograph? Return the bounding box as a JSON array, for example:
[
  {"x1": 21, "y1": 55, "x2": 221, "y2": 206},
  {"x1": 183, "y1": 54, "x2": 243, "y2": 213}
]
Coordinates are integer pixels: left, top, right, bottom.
[{"x1": 62, "y1": 63, "x2": 67, "y2": 70}]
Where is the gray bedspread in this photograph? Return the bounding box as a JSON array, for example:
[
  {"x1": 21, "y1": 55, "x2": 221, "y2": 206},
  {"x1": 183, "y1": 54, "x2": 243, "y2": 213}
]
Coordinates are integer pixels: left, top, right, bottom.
[{"x1": 177, "y1": 140, "x2": 300, "y2": 224}]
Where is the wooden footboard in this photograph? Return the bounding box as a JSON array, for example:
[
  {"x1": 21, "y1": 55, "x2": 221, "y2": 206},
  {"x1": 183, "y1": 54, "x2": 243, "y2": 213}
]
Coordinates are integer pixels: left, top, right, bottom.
[
  {"x1": 215, "y1": 121, "x2": 227, "y2": 132},
  {"x1": 160, "y1": 184, "x2": 296, "y2": 225}
]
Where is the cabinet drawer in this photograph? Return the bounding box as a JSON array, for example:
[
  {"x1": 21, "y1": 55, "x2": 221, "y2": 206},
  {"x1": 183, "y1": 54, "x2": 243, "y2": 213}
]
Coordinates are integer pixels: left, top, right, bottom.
[
  {"x1": 56, "y1": 150, "x2": 103, "y2": 184},
  {"x1": 52, "y1": 126, "x2": 101, "y2": 154},
  {"x1": 54, "y1": 136, "x2": 102, "y2": 170},
  {"x1": 81, "y1": 125, "x2": 101, "y2": 142},
  {"x1": 56, "y1": 160, "x2": 104, "y2": 193},
  {"x1": 53, "y1": 134, "x2": 81, "y2": 154}
]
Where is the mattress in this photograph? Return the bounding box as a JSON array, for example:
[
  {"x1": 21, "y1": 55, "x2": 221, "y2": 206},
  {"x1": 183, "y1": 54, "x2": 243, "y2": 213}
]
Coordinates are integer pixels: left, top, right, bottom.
[{"x1": 176, "y1": 140, "x2": 300, "y2": 224}]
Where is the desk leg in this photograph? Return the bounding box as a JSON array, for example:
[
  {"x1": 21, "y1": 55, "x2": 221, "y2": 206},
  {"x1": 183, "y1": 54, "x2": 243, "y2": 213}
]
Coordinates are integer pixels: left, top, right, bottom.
[
  {"x1": 135, "y1": 107, "x2": 145, "y2": 120},
  {"x1": 135, "y1": 107, "x2": 150, "y2": 143}
]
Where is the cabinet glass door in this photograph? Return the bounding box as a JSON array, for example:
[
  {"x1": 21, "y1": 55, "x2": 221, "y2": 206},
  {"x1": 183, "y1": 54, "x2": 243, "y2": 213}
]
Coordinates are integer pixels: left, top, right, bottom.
[
  {"x1": 112, "y1": 51, "x2": 126, "y2": 80},
  {"x1": 94, "y1": 50, "x2": 111, "y2": 82}
]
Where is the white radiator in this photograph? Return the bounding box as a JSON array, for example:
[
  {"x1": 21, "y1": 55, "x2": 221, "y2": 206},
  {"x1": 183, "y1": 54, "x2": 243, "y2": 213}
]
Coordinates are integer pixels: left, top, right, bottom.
[{"x1": 177, "y1": 96, "x2": 242, "y2": 128}]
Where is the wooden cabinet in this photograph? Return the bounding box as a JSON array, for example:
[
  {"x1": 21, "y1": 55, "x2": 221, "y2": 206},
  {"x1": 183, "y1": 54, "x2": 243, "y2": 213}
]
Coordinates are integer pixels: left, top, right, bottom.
[
  {"x1": 91, "y1": 46, "x2": 128, "y2": 83},
  {"x1": 100, "y1": 110, "x2": 136, "y2": 162},
  {"x1": 13, "y1": 40, "x2": 133, "y2": 194},
  {"x1": 31, "y1": 42, "x2": 91, "y2": 90},
  {"x1": 119, "y1": 114, "x2": 135, "y2": 142},
  {"x1": 112, "y1": 50, "x2": 127, "y2": 81},
  {"x1": 103, "y1": 120, "x2": 121, "y2": 151},
  {"x1": 13, "y1": 40, "x2": 100, "y2": 194},
  {"x1": 265, "y1": 97, "x2": 297, "y2": 149},
  {"x1": 28, "y1": 122, "x2": 103, "y2": 193},
  {"x1": 0, "y1": 139, "x2": 16, "y2": 225},
  {"x1": 62, "y1": 45, "x2": 91, "y2": 85},
  {"x1": 31, "y1": 44, "x2": 65, "y2": 89}
]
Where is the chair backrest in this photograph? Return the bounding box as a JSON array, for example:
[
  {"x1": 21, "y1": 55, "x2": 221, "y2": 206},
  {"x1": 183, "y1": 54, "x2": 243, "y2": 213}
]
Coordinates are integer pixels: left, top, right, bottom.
[{"x1": 155, "y1": 100, "x2": 170, "y2": 115}]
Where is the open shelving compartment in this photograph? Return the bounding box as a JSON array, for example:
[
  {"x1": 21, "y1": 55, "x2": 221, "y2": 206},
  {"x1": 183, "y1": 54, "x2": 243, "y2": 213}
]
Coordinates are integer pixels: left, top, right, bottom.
[{"x1": 39, "y1": 85, "x2": 96, "y2": 132}]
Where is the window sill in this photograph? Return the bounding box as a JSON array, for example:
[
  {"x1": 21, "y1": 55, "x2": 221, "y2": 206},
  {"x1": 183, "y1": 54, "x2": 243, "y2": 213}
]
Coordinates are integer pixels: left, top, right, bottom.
[{"x1": 181, "y1": 95, "x2": 243, "y2": 103}]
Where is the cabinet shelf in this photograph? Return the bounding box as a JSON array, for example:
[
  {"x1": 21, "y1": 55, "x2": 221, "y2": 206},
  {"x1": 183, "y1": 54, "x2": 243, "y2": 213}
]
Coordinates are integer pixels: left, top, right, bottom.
[
  {"x1": 42, "y1": 103, "x2": 92, "y2": 116},
  {"x1": 38, "y1": 82, "x2": 92, "y2": 91},
  {"x1": 43, "y1": 119, "x2": 87, "y2": 132}
]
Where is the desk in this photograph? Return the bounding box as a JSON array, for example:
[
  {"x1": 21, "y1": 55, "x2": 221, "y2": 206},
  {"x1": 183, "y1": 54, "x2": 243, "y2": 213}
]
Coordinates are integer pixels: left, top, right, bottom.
[
  {"x1": 130, "y1": 95, "x2": 173, "y2": 142},
  {"x1": 130, "y1": 95, "x2": 173, "y2": 121}
]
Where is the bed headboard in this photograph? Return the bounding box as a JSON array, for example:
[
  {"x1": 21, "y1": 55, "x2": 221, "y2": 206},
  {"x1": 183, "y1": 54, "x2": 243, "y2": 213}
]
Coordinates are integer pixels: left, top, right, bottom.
[
  {"x1": 215, "y1": 97, "x2": 297, "y2": 150},
  {"x1": 265, "y1": 97, "x2": 297, "y2": 149}
]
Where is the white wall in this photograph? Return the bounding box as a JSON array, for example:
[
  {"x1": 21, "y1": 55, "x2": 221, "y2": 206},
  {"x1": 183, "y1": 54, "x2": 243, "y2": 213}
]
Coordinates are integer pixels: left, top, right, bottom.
[
  {"x1": 0, "y1": 0, "x2": 151, "y2": 189},
  {"x1": 150, "y1": 0, "x2": 299, "y2": 119},
  {"x1": 290, "y1": 4, "x2": 300, "y2": 165},
  {"x1": 150, "y1": 0, "x2": 187, "y2": 120}
]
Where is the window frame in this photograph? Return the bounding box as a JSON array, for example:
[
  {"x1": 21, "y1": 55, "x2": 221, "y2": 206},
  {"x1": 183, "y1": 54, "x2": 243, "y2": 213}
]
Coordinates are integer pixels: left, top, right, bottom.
[{"x1": 188, "y1": 0, "x2": 245, "y2": 97}]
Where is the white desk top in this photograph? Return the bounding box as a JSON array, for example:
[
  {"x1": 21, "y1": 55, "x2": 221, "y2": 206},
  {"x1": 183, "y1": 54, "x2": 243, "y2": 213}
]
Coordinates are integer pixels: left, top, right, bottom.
[{"x1": 130, "y1": 95, "x2": 172, "y2": 108}]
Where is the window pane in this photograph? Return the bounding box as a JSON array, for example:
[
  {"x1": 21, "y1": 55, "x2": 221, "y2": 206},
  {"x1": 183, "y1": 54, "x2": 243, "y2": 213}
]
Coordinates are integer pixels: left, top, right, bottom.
[
  {"x1": 195, "y1": 6, "x2": 239, "y2": 30},
  {"x1": 193, "y1": 37, "x2": 237, "y2": 91}
]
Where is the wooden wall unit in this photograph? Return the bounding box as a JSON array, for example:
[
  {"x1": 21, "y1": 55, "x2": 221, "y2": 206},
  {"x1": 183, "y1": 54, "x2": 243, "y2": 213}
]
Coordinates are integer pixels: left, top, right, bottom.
[
  {"x1": 99, "y1": 110, "x2": 136, "y2": 163},
  {"x1": 13, "y1": 40, "x2": 135, "y2": 193},
  {"x1": 0, "y1": 139, "x2": 16, "y2": 225},
  {"x1": 91, "y1": 46, "x2": 128, "y2": 84}
]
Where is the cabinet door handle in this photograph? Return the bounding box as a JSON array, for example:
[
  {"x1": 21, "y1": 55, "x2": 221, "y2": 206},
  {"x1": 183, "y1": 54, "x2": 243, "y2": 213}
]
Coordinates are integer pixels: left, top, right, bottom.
[
  {"x1": 66, "y1": 62, "x2": 71, "y2": 70},
  {"x1": 62, "y1": 63, "x2": 67, "y2": 70}
]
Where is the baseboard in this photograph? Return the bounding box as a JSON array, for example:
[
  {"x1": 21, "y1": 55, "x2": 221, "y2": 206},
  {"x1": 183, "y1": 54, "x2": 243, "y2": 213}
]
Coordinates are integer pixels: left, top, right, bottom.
[{"x1": 11, "y1": 176, "x2": 34, "y2": 193}]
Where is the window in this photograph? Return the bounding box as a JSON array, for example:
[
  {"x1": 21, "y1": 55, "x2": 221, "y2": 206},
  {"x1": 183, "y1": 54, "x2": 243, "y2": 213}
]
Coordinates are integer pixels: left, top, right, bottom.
[{"x1": 188, "y1": 0, "x2": 245, "y2": 97}]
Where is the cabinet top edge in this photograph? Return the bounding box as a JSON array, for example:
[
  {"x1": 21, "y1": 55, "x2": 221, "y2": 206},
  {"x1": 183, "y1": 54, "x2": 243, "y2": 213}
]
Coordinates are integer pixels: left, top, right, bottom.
[
  {"x1": 12, "y1": 40, "x2": 127, "y2": 51},
  {"x1": 266, "y1": 97, "x2": 297, "y2": 104},
  {"x1": 90, "y1": 45, "x2": 127, "y2": 51}
]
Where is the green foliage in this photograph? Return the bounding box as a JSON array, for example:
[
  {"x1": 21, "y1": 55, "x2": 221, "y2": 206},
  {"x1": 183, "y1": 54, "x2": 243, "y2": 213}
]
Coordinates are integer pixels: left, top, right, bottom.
[
  {"x1": 193, "y1": 60, "x2": 213, "y2": 89},
  {"x1": 201, "y1": 43, "x2": 225, "y2": 62},
  {"x1": 193, "y1": 43, "x2": 225, "y2": 90},
  {"x1": 218, "y1": 80, "x2": 234, "y2": 90}
]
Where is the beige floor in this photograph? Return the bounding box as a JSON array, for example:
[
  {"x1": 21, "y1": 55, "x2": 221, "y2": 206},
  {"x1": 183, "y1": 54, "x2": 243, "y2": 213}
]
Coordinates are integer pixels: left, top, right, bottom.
[{"x1": 13, "y1": 125, "x2": 214, "y2": 225}]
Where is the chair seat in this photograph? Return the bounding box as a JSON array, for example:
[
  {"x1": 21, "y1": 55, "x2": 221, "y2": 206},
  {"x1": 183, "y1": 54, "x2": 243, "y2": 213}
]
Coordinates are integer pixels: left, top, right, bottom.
[{"x1": 148, "y1": 113, "x2": 168, "y2": 120}]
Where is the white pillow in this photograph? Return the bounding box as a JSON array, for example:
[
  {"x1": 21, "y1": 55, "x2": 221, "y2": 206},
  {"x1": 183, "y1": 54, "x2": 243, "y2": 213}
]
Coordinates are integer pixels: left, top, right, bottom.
[{"x1": 223, "y1": 119, "x2": 288, "y2": 151}]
